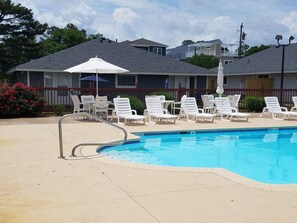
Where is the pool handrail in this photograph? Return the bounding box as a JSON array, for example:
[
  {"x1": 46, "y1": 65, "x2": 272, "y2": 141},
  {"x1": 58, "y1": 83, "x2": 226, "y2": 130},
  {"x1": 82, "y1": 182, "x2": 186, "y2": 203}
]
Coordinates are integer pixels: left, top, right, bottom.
[{"x1": 58, "y1": 113, "x2": 128, "y2": 158}]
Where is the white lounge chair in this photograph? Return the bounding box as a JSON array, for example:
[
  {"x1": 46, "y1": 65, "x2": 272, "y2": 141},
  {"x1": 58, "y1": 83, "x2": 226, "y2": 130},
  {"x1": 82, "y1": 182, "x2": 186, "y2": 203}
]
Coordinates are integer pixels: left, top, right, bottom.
[
  {"x1": 215, "y1": 97, "x2": 250, "y2": 121},
  {"x1": 113, "y1": 98, "x2": 145, "y2": 125},
  {"x1": 291, "y1": 96, "x2": 297, "y2": 112},
  {"x1": 180, "y1": 97, "x2": 215, "y2": 122},
  {"x1": 145, "y1": 97, "x2": 177, "y2": 124},
  {"x1": 260, "y1": 96, "x2": 297, "y2": 120}
]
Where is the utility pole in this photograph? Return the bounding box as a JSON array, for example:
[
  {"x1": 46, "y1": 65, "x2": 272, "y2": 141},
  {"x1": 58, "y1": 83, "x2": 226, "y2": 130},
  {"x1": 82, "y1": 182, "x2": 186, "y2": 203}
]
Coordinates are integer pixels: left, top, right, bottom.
[{"x1": 238, "y1": 23, "x2": 244, "y2": 59}]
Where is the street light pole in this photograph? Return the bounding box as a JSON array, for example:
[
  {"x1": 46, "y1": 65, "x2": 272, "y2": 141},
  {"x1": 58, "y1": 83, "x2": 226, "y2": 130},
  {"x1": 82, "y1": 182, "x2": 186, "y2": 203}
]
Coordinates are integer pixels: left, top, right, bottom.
[{"x1": 275, "y1": 35, "x2": 294, "y2": 105}]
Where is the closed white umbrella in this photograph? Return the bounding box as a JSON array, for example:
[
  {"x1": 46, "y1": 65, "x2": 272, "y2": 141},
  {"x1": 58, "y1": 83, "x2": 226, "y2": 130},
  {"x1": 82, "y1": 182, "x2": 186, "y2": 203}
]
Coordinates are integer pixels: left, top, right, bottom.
[
  {"x1": 65, "y1": 56, "x2": 129, "y2": 95},
  {"x1": 216, "y1": 60, "x2": 224, "y2": 97}
]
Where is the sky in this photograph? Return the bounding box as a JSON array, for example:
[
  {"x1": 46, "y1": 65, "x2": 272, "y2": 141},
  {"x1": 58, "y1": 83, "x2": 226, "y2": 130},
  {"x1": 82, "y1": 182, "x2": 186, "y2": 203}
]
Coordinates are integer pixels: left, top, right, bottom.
[{"x1": 11, "y1": 0, "x2": 297, "y2": 48}]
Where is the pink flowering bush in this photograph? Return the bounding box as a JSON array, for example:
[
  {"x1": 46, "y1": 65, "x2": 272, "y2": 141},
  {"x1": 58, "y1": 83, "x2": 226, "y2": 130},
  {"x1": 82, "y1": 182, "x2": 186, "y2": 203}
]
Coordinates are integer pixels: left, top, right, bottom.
[{"x1": 0, "y1": 82, "x2": 45, "y2": 118}]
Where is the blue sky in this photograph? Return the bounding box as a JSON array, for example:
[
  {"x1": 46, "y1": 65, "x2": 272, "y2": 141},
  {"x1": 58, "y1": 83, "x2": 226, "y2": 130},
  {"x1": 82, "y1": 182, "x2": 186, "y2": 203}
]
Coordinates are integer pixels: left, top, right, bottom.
[{"x1": 12, "y1": 0, "x2": 297, "y2": 48}]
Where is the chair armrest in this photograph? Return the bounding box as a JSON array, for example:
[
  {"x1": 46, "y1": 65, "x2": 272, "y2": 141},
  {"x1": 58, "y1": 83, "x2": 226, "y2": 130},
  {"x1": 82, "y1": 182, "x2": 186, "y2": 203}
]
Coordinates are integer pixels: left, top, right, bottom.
[
  {"x1": 197, "y1": 108, "x2": 204, "y2": 113},
  {"x1": 162, "y1": 109, "x2": 169, "y2": 114},
  {"x1": 131, "y1": 109, "x2": 137, "y2": 115},
  {"x1": 231, "y1": 107, "x2": 238, "y2": 113},
  {"x1": 280, "y1": 107, "x2": 288, "y2": 111}
]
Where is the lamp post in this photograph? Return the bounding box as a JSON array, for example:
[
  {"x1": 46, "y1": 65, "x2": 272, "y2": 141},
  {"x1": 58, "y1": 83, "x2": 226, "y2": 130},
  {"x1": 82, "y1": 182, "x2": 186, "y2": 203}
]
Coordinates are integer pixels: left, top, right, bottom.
[{"x1": 275, "y1": 35, "x2": 294, "y2": 105}]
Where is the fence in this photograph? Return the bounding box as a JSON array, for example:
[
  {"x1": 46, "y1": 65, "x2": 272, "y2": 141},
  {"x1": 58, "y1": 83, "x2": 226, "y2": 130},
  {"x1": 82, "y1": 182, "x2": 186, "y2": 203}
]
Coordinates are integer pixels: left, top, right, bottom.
[{"x1": 36, "y1": 86, "x2": 297, "y2": 112}]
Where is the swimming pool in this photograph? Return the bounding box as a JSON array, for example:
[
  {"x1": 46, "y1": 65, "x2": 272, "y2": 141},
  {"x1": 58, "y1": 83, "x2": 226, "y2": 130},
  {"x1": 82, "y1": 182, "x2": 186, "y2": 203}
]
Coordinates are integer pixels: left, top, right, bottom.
[{"x1": 99, "y1": 128, "x2": 297, "y2": 184}]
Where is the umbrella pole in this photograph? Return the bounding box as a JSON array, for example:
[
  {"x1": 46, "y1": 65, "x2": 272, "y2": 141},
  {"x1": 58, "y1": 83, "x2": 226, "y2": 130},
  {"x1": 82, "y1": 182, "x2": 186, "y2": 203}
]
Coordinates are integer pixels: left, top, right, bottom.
[{"x1": 96, "y1": 73, "x2": 98, "y2": 96}]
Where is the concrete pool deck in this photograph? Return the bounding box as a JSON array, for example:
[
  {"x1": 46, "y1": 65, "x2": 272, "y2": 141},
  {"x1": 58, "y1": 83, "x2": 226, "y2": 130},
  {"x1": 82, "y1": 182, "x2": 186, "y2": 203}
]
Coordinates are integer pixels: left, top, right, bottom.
[{"x1": 1, "y1": 114, "x2": 297, "y2": 222}]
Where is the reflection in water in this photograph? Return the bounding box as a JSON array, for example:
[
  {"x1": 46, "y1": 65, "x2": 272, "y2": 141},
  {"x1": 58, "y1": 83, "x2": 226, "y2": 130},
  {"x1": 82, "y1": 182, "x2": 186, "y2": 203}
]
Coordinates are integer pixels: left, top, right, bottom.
[
  {"x1": 263, "y1": 133, "x2": 278, "y2": 142},
  {"x1": 290, "y1": 133, "x2": 297, "y2": 143}
]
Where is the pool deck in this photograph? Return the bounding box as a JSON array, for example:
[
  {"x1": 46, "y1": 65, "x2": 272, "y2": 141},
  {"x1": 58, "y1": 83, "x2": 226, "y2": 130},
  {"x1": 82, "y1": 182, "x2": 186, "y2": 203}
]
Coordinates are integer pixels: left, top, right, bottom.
[{"x1": 1, "y1": 114, "x2": 297, "y2": 222}]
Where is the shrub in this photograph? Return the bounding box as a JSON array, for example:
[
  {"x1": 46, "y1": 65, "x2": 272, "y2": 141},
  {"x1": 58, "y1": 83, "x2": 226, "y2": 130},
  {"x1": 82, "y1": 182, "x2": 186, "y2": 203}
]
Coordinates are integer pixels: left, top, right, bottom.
[
  {"x1": 53, "y1": 104, "x2": 65, "y2": 116},
  {"x1": 244, "y1": 96, "x2": 265, "y2": 112},
  {"x1": 0, "y1": 82, "x2": 45, "y2": 118},
  {"x1": 150, "y1": 91, "x2": 175, "y2": 100},
  {"x1": 127, "y1": 96, "x2": 145, "y2": 115}
]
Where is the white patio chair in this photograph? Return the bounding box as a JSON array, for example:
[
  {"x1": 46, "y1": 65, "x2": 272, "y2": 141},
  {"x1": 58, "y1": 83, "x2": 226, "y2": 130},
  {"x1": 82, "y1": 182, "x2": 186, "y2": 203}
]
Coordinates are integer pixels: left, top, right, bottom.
[
  {"x1": 93, "y1": 95, "x2": 109, "y2": 120},
  {"x1": 201, "y1": 94, "x2": 216, "y2": 113},
  {"x1": 180, "y1": 97, "x2": 215, "y2": 122},
  {"x1": 81, "y1": 95, "x2": 95, "y2": 114},
  {"x1": 145, "y1": 97, "x2": 177, "y2": 124},
  {"x1": 215, "y1": 97, "x2": 250, "y2": 121},
  {"x1": 260, "y1": 96, "x2": 297, "y2": 120},
  {"x1": 70, "y1": 95, "x2": 87, "y2": 118},
  {"x1": 291, "y1": 96, "x2": 297, "y2": 112},
  {"x1": 113, "y1": 98, "x2": 145, "y2": 125}
]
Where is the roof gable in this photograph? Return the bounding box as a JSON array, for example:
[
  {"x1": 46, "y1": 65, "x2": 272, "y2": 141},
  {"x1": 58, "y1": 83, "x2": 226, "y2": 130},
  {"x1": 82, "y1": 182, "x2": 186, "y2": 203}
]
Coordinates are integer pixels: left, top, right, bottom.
[{"x1": 126, "y1": 38, "x2": 168, "y2": 47}]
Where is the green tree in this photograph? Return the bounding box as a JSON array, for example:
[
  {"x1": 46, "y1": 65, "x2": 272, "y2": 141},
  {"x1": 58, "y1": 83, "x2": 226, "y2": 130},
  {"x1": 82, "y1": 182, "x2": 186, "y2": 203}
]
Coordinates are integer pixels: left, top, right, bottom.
[
  {"x1": 0, "y1": 0, "x2": 48, "y2": 78},
  {"x1": 185, "y1": 54, "x2": 219, "y2": 69},
  {"x1": 243, "y1": 44, "x2": 270, "y2": 57},
  {"x1": 39, "y1": 23, "x2": 103, "y2": 56},
  {"x1": 182, "y1": 40, "x2": 195, "y2": 46}
]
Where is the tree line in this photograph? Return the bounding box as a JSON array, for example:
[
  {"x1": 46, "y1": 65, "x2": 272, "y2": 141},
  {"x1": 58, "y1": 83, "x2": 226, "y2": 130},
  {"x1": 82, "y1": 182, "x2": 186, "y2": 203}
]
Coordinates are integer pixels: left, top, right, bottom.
[{"x1": 0, "y1": 0, "x2": 103, "y2": 81}]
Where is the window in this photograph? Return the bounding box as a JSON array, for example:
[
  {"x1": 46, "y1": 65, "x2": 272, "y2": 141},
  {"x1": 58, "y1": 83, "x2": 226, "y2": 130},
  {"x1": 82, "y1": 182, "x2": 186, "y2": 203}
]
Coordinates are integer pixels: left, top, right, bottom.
[
  {"x1": 57, "y1": 73, "x2": 69, "y2": 96},
  {"x1": 44, "y1": 73, "x2": 53, "y2": 87},
  {"x1": 153, "y1": 47, "x2": 162, "y2": 55},
  {"x1": 224, "y1": 60, "x2": 233, "y2": 64},
  {"x1": 258, "y1": 75, "x2": 269, "y2": 79},
  {"x1": 117, "y1": 75, "x2": 137, "y2": 88},
  {"x1": 223, "y1": 76, "x2": 228, "y2": 85}
]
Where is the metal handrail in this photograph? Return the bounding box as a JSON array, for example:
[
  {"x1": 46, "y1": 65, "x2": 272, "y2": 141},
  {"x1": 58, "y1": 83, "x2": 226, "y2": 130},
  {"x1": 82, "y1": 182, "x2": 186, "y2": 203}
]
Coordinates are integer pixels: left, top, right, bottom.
[{"x1": 58, "y1": 113, "x2": 128, "y2": 158}]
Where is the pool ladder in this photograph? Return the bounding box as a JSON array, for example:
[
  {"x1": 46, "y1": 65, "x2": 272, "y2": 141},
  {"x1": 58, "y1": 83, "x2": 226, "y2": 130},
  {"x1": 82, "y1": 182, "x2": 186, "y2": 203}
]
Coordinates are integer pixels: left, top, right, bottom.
[{"x1": 58, "y1": 113, "x2": 128, "y2": 159}]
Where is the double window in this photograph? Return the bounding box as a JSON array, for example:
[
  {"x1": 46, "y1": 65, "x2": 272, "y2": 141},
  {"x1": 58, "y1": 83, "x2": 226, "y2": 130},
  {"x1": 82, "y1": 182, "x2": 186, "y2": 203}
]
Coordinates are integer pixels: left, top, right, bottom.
[
  {"x1": 117, "y1": 75, "x2": 137, "y2": 88},
  {"x1": 153, "y1": 47, "x2": 162, "y2": 55}
]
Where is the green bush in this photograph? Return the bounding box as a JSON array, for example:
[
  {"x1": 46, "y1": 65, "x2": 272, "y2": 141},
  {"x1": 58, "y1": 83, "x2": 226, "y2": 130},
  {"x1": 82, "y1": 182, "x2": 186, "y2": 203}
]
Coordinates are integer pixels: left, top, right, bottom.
[
  {"x1": 0, "y1": 82, "x2": 45, "y2": 118},
  {"x1": 53, "y1": 104, "x2": 65, "y2": 116},
  {"x1": 150, "y1": 91, "x2": 175, "y2": 100},
  {"x1": 119, "y1": 95, "x2": 145, "y2": 115},
  {"x1": 244, "y1": 96, "x2": 265, "y2": 112}
]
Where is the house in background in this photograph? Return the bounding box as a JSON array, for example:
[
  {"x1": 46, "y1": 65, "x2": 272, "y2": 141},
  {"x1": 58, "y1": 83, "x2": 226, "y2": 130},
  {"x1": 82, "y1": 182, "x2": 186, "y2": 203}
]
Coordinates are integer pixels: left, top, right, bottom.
[
  {"x1": 217, "y1": 43, "x2": 297, "y2": 90},
  {"x1": 9, "y1": 38, "x2": 216, "y2": 105},
  {"x1": 167, "y1": 39, "x2": 238, "y2": 65},
  {"x1": 121, "y1": 38, "x2": 168, "y2": 56}
]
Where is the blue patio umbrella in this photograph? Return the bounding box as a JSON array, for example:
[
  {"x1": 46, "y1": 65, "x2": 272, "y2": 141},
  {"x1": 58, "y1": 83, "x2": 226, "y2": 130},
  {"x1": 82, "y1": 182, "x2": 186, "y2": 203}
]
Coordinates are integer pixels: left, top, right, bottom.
[{"x1": 80, "y1": 75, "x2": 109, "y2": 82}]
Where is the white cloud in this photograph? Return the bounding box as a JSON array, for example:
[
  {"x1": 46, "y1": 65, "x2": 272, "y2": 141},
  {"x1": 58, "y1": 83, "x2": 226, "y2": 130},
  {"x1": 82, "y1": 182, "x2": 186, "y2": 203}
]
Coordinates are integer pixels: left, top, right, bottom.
[
  {"x1": 280, "y1": 11, "x2": 297, "y2": 36},
  {"x1": 10, "y1": 0, "x2": 297, "y2": 48},
  {"x1": 112, "y1": 8, "x2": 139, "y2": 25}
]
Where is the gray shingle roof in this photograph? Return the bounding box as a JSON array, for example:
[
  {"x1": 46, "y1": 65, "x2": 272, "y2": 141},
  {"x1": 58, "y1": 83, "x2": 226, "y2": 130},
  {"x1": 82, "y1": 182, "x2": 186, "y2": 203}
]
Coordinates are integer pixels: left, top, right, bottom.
[
  {"x1": 167, "y1": 45, "x2": 188, "y2": 60},
  {"x1": 223, "y1": 43, "x2": 297, "y2": 75},
  {"x1": 15, "y1": 39, "x2": 214, "y2": 75},
  {"x1": 125, "y1": 38, "x2": 168, "y2": 47}
]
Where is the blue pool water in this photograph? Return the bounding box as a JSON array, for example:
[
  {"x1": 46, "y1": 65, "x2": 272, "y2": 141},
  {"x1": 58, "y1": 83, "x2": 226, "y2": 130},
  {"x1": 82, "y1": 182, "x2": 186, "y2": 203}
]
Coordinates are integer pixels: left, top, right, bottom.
[{"x1": 99, "y1": 128, "x2": 297, "y2": 184}]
